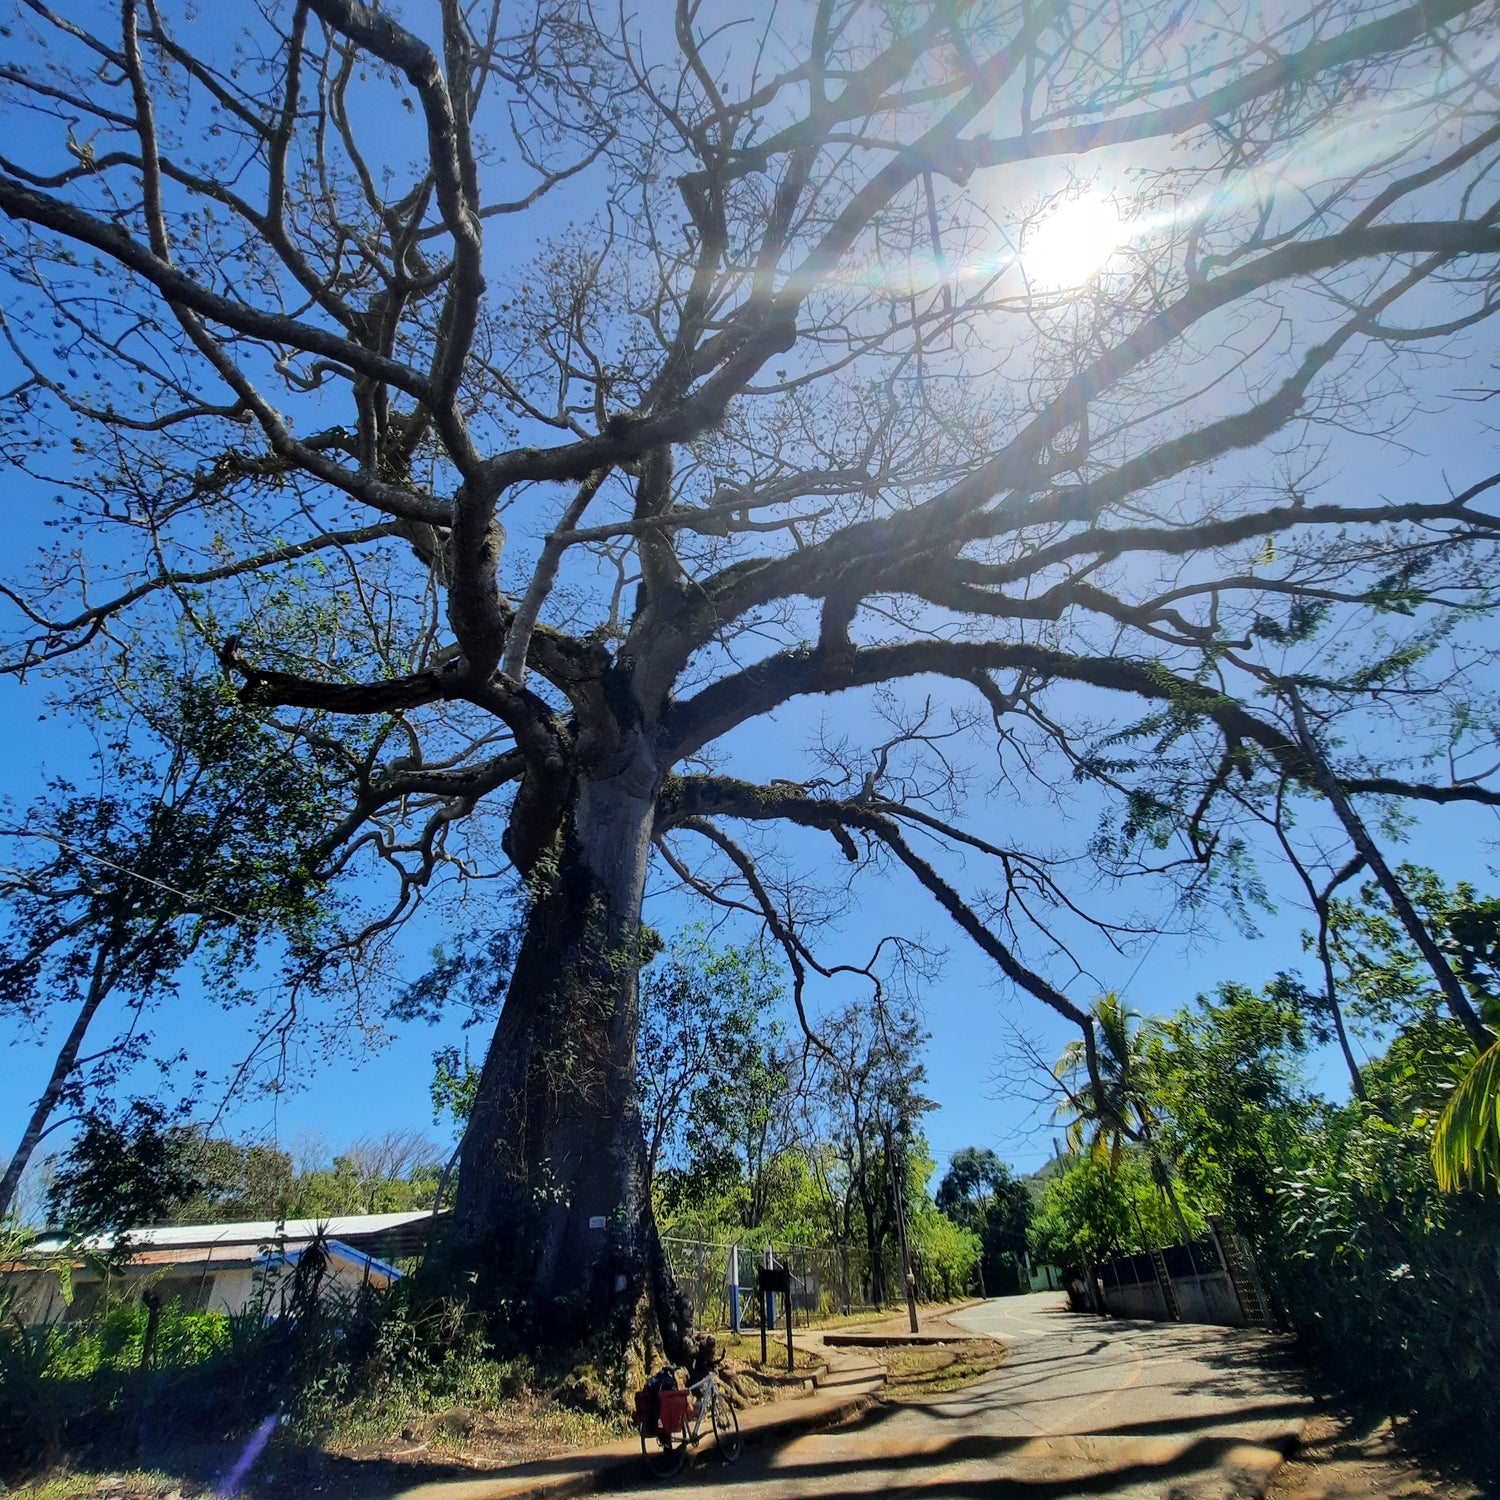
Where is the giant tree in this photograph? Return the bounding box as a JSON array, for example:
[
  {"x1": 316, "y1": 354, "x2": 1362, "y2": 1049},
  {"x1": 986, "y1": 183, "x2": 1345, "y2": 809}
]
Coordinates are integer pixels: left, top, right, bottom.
[{"x1": 6, "y1": 0, "x2": 1500, "y2": 1348}]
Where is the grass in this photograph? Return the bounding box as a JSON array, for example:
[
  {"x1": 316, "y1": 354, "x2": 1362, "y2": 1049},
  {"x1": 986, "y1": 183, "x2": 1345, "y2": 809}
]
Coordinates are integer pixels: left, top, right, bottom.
[
  {"x1": 875, "y1": 1339, "x2": 1008, "y2": 1397},
  {"x1": 0, "y1": 1472, "x2": 188, "y2": 1500}
]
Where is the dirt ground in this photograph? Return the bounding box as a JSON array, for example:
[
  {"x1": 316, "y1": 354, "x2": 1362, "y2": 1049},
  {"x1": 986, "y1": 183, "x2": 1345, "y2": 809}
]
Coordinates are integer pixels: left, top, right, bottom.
[{"x1": 1265, "y1": 1411, "x2": 1487, "y2": 1500}]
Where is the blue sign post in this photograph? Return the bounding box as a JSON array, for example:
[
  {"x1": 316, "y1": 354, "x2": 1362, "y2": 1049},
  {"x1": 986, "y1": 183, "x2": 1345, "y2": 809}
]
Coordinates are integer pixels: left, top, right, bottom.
[{"x1": 728, "y1": 1244, "x2": 741, "y2": 1333}]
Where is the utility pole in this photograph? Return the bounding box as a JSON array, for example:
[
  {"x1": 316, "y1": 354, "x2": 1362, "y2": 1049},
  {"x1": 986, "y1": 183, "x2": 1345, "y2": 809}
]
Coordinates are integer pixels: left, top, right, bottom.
[{"x1": 885, "y1": 1123, "x2": 920, "y2": 1333}]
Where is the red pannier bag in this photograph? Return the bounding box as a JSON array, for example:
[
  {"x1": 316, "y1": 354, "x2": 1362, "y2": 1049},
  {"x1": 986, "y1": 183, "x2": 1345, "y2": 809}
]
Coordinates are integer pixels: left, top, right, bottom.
[
  {"x1": 658, "y1": 1388, "x2": 692, "y2": 1435},
  {"x1": 634, "y1": 1387, "x2": 691, "y2": 1437}
]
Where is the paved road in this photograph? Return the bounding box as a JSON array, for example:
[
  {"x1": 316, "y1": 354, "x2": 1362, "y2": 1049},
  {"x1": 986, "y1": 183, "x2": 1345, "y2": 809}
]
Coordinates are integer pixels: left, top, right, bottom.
[{"x1": 614, "y1": 1293, "x2": 1312, "y2": 1500}]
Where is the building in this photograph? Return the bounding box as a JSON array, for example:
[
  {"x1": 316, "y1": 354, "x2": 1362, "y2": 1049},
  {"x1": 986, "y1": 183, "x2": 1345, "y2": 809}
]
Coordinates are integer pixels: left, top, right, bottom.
[{"x1": 3, "y1": 1211, "x2": 441, "y2": 1325}]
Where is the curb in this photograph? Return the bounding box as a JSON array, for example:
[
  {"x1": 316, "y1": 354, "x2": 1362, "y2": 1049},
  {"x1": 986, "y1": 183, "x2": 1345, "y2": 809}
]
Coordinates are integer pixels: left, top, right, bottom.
[{"x1": 821, "y1": 1331, "x2": 968, "y2": 1348}]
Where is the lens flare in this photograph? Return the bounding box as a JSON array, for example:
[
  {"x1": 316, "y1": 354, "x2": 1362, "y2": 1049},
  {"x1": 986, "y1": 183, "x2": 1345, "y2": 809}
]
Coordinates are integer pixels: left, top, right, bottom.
[
  {"x1": 1021, "y1": 194, "x2": 1128, "y2": 289},
  {"x1": 216, "y1": 1413, "x2": 280, "y2": 1497}
]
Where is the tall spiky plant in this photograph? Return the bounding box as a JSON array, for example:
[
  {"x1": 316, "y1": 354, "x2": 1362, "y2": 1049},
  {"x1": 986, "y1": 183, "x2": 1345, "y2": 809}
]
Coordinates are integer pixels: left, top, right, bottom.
[
  {"x1": 1432, "y1": 1041, "x2": 1500, "y2": 1192},
  {"x1": 1053, "y1": 993, "x2": 1154, "y2": 1165}
]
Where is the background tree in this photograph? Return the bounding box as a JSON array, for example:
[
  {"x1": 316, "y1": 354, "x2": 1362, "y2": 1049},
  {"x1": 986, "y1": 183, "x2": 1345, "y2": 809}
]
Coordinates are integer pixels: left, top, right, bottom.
[
  {"x1": 1118, "y1": 950, "x2": 1500, "y2": 1435},
  {"x1": 635, "y1": 932, "x2": 789, "y2": 1206},
  {"x1": 1028, "y1": 1155, "x2": 1130, "y2": 1311},
  {"x1": 45, "y1": 1118, "x2": 449, "y2": 1229},
  {"x1": 936, "y1": 1146, "x2": 1032, "y2": 1294},
  {"x1": 1313, "y1": 866, "x2": 1500, "y2": 1191},
  {"x1": 1146, "y1": 982, "x2": 1312, "y2": 1251},
  {"x1": 6, "y1": 0, "x2": 1500, "y2": 1349},
  {"x1": 1054, "y1": 992, "x2": 1208, "y2": 1246},
  {"x1": 46, "y1": 1099, "x2": 203, "y2": 1251},
  {"x1": 0, "y1": 673, "x2": 339, "y2": 1223},
  {"x1": 808, "y1": 997, "x2": 933, "y2": 1304}
]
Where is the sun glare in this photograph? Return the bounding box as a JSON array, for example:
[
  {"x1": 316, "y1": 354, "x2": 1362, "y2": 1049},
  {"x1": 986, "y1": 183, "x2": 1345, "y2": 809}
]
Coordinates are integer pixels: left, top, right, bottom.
[{"x1": 1021, "y1": 194, "x2": 1127, "y2": 289}]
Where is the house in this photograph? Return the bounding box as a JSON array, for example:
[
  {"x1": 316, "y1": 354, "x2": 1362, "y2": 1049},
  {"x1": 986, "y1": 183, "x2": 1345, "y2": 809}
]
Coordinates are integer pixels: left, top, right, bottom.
[{"x1": 4, "y1": 1211, "x2": 442, "y2": 1325}]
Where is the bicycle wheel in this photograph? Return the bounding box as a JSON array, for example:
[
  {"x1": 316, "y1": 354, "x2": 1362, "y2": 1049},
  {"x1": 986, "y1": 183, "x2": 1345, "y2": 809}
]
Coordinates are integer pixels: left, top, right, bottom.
[
  {"x1": 710, "y1": 1389, "x2": 742, "y2": 1464},
  {"x1": 640, "y1": 1421, "x2": 686, "y2": 1479}
]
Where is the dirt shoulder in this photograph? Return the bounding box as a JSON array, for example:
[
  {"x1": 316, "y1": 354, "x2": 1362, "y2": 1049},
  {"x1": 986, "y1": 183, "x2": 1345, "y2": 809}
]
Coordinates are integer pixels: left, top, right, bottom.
[{"x1": 1265, "y1": 1410, "x2": 1488, "y2": 1500}]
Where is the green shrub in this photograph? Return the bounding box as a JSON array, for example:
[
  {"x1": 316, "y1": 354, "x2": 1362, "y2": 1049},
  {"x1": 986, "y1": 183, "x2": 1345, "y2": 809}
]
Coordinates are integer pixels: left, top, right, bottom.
[{"x1": 1270, "y1": 1102, "x2": 1500, "y2": 1434}]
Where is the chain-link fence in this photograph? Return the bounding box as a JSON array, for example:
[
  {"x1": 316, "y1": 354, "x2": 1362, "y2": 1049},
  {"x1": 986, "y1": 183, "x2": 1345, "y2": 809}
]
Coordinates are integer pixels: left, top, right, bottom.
[{"x1": 661, "y1": 1238, "x2": 887, "y2": 1330}]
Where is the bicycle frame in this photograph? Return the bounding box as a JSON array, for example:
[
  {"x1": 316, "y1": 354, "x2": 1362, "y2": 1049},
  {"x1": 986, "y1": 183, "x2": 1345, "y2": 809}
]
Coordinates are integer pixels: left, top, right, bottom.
[{"x1": 678, "y1": 1367, "x2": 717, "y2": 1444}]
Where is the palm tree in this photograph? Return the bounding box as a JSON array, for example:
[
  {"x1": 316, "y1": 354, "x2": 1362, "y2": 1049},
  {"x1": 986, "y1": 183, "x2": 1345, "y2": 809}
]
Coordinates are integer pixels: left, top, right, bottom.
[
  {"x1": 1053, "y1": 993, "x2": 1152, "y2": 1163},
  {"x1": 1053, "y1": 994, "x2": 1196, "y2": 1247}
]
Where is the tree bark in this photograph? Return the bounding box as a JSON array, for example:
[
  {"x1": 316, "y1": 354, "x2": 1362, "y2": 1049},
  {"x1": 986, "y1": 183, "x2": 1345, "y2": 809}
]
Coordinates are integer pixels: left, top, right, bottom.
[{"x1": 449, "y1": 734, "x2": 696, "y2": 1349}]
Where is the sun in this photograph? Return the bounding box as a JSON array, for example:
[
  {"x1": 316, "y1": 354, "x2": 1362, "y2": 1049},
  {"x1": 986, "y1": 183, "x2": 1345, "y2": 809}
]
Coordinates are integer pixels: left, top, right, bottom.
[{"x1": 1020, "y1": 193, "x2": 1128, "y2": 289}]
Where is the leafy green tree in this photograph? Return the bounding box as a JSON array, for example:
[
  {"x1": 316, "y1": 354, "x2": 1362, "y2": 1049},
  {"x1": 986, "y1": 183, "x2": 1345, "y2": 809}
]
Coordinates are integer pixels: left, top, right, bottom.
[
  {"x1": 936, "y1": 1147, "x2": 1031, "y2": 1294},
  {"x1": 162, "y1": 1130, "x2": 298, "y2": 1222},
  {"x1": 811, "y1": 999, "x2": 933, "y2": 1305},
  {"x1": 909, "y1": 1204, "x2": 981, "y2": 1301},
  {"x1": 636, "y1": 933, "x2": 794, "y2": 1216},
  {"x1": 1028, "y1": 1156, "x2": 1130, "y2": 1301},
  {"x1": 1321, "y1": 866, "x2": 1500, "y2": 1191},
  {"x1": 46, "y1": 1100, "x2": 203, "y2": 1251},
  {"x1": 0, "y1": 676, "x2": 341, "y2": 1223},
  {"x1": 49, "y1": 1114, "x2": 447, "y2": 1234},
  {"x1": 1147, "y1": 981, "x2": 1312, "y2": 1249},
  {"x1": 935, "y1": 1147, "x2": 1007, "y2": 1223},
  {"x1": 1029, "y1": 1152, "x2": 1182, "y2": 1307}
]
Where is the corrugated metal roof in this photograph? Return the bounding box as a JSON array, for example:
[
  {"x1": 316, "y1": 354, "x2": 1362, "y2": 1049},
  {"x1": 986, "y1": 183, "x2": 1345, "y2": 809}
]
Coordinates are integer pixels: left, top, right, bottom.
[{"x1": 29, "y1": 1210, "x2": 442, "y2": 1259}]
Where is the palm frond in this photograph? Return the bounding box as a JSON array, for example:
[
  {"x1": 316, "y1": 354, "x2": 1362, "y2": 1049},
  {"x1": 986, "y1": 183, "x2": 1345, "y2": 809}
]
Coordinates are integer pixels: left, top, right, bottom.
[
  {"x1": 1431, "y1": 1038, "x2": 1500, "y2": 1192},
  {"x1": 1053, "y1": 1039, "x2": 1084, "y2": 1079}
]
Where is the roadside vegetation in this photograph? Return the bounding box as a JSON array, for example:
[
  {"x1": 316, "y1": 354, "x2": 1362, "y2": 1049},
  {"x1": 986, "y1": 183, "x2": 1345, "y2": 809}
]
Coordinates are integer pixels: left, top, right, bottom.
[{"x1": 1025, "y1": 865, "x2": 1500, "y2": 1455}]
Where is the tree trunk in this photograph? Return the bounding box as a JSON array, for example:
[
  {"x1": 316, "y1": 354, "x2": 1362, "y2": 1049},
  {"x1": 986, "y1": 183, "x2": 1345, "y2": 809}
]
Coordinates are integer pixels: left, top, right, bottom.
[
  {"x1": 449, "y1": 736, "x2": 695, "y2": 1352},
  {"x1": 1316, "y1": 915, "x2": 1367, "y2": 1101},
  {"x1": 0, "y1": 950, "x2": 112, "y2": 1223}
]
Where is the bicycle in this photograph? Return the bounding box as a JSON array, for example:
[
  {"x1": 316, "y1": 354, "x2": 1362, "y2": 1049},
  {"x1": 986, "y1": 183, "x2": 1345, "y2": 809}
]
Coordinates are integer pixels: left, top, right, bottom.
[{"x1": 634, "y1": 1360, "x2": 742, "y2": 1478}]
